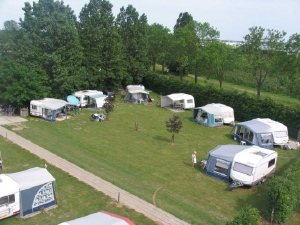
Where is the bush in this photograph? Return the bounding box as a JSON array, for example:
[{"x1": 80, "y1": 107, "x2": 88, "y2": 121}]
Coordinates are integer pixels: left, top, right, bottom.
[{"x1": 226, "y1": 205, "x2": 261, "y2": 225}]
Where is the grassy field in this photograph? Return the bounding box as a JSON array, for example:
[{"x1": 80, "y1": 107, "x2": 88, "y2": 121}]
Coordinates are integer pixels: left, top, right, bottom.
[
  {"x1": 3, "y1": 94, "x2": 300, "y2": 225},
  {"x1": 0, "y1": 136, "x2": 157, "y2": 225}
]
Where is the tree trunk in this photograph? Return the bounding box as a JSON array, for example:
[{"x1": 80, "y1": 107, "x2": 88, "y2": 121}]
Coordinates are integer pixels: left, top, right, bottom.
[
  {"x1": 219, "y1": 79, "x2": 222, "y2": 88},
  {"x1": 257, "y1": 82, "x2": 262, "y2": 98},
  {"x1": 194, "y1": 71, "x2": 198, "y2": 84}
]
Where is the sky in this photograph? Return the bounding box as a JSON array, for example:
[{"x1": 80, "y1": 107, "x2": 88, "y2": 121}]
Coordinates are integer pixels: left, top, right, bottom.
[{"x1": 0, "y1": 0, "x2": 299, "y2": 41}]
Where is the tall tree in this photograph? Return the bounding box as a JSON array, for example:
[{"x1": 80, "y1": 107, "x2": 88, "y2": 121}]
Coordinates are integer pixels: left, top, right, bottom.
[
  {"x1": 20, "y1": 0, "x2": 85, "y2": 98},
  {"x1": 115, "y1": 5, "x2": 150, "y2": 85},
  {"x1": 193, "y1": 22, "x2": 220, "y2": 83},
  {"x1": 78, "y1": 0, "x2": 125, "y2": 91},
  {"x1": 242, "y1": 26, "x2": 286, "y2": 97},
  {"x1": 201, "y1": 40, "x2": 234, "y2": 88},
  {"x1": 173, "y1": 12, "x2": 193, "y2": 32},
  {"x1": 147, "y1": 23, "x2": 170, "y2": 72},
  {"x1": 0, "y1": 21, "x2": 49, "y2": 107}
]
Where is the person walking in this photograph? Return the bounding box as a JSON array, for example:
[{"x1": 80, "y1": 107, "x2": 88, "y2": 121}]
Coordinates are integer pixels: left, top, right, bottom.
[{"x1": 192, "y1": 151, "x2": 197, "y2": 168}]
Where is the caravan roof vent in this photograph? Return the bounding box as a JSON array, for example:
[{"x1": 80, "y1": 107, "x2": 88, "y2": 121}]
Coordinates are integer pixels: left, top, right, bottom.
[{"x1": 253, "y1": 151, "x2": 268, "y2": 157}]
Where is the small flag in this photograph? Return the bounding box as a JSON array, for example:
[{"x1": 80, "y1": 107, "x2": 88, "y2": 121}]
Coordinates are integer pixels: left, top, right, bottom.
[{"x1": 0, "y1": 151, "x2": 2, "y2": 170}]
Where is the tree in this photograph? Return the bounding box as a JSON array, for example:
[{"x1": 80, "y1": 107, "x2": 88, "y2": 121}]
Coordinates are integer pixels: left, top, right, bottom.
[
  {"x1": 0, "y1": 21, "x2": 49, "y2": 107},
  {"x1": 20, "y1": 0, "x2": 85, "y2": 98},
  {"x1": 115, "y1": 5, "x2": 150, "y2": 85},
  {"x1": 78, "y1": 0, "x2": 125, "y2": 91},
  {"x1": 173, "y1": 12, "x2": 193, "y2": 32},
  {"x1": 147, "y1": 23, "x2": 170, "y2": 72},
  {"x1": 242, "y1": 26, "x2": 286, "y2": 97},
  {"x1": 103, "y1": 96, "x2": 115, "y2": 121},
  {"x1": 166, "y1": 115, "x2": 183, "y2": 145},
  {"x1": 169, "y1": 23, "x2": 197, "y2": 80},
  {"x1": 193, "y1": 22, "x2": 220, "y2": 83},
  {"x1": 201, "y1": 40, "x2": 234, "y2": 88}
]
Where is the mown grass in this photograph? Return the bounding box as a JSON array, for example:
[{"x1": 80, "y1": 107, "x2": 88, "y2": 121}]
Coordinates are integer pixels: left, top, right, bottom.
[
  {"x1": 3, "y1": 94, "x2": 300, "y2": 225},
  {"x1": 0, "y1": 136, "x2": 157, "y2": 225}
]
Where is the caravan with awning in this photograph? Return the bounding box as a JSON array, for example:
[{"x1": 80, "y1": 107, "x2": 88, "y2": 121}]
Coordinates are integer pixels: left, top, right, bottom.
[
  {"x1": 0, "y1": 167, "x2": 57, "y2": 220},
  {"x1": 30, "y1": 98, "x2": 68, "y2": 121},
  {"x1": 233, "y1": 118, "x2": 289, "y2": 149},
  {"x1": 205, "y1": 145, "x2": 277, "y2": 186},
  {"x1": 73, "y1": 90, "x2": 107, "y2": 109}
]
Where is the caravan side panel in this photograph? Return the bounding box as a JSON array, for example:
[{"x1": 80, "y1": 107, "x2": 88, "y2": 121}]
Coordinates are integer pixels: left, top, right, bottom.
[
  {"x1": 0, "y1": 175, "x2": 20, "y2": 220},
  {"x1": 30, "y1": 101, "x2": 43, "y2": 117},
  {"x1": 252, "y1": 153, "x2": 277, "y2": 185}
]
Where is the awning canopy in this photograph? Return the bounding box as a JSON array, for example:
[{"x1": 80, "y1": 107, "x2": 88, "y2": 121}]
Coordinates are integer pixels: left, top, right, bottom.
[{"x1": 41, "y1": 98, "x2": 68, "y2": 110}]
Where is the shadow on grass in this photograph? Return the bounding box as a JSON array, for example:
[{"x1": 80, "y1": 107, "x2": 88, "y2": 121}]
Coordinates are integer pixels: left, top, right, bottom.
[{"x1": 154, "y1": 135, "x2": 170, "y2": 143}]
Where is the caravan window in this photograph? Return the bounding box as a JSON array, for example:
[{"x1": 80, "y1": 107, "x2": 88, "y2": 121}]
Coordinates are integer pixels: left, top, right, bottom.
[
  {"x1": 0, "y1": 194, "x2": 15, "y2": 206},
  {"x1": 268, "y1": 158, "x2": 276, "y2": 168},
  {"x1": 187, "y1": 99, "x2": 193, "y2": 103},
  {"x1": 31, "y1": 105, "x2": 37, "y2": 110},
  {"x1": 233, "y1": 162, "x2": 253, "y2": 176},
  {"x1": 261, "y1": 134, "x2": 272, "y2": 145},
  {"x1": 214, "y1": 159, "x2": 230, "y2": 176},
  {"x1": 274, "y1": 131, "x2": 287, "y2": 138}
]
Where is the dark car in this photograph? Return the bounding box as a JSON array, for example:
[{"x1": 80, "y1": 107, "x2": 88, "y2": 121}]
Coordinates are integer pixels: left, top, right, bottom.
[{"x1": 103, "y1": 90, "x2": 116, "y2": 99}]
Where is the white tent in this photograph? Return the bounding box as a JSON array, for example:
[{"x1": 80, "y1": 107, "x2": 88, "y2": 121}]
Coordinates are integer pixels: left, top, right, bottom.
[{"x1": 161, "y1": 93, "x2": 195, "y2": 109}]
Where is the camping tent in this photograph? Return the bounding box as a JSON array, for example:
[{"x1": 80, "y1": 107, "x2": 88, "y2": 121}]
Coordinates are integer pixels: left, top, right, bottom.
[
  {"x1": 160, "y1": 93, "x2": 195, "y2": 109},
  {"x1": 124, "y1": 85, "x2": 151, "y2": 104},
  {"x1": 205, "y1": 145, "x2": 278, "y2": 185},
  {"x1": 193, "y1": 103, "x2": 234, "y2": 127},
  {"x1": 58, "y1": 211, "x2": 135, "y2": 225},
  {"x1": 7, "y1": 167, "x2": 57, "y2": 218},
  {"x1": 233, "y1": 118, "x2": 289, "y2": 149}
]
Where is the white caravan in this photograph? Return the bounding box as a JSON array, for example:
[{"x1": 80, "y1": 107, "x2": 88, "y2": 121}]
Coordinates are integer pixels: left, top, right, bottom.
[
  {"x1": 230, "y1": 146, "x2": 278, "y2": 186},
  {"x1": 30, "y1": 98, "x2": 68, "y2": 118},
  {"x1": 0, "y1": 175, "x2": 20, "y2": 220},
  {"x1": 73, "y1": 90, "x2": 107, "y2": 108}
]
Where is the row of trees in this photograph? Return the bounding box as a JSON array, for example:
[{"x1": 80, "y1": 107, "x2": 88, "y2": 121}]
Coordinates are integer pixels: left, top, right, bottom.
[{"x1": 1, "y1": 0, "x2": 300, "y2": 108}]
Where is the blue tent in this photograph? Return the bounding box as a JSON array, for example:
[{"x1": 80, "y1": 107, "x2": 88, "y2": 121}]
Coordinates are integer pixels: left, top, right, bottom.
[
  {"x1": 7, "y1": 167, "x2": 57, "y2": 218},
  {"x1": 205, "y1": 145, "x2": 248, "y2": 182}
]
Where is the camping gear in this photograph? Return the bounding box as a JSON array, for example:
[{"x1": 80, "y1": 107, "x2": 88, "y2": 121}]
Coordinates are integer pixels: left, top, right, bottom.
[
  {"x1": 58, "y1": 211, "x2": 135, "y2": 225},
  {"x1": 233, "y1": 118, "x2": 289, "y2": 149},
  {"x1": 204, "y1": 145, "x2": 277, "y2": 187},
  {"x1": 160, "y1": 93, "x2": 195, "y2": 110},
  {"x1": 194, "y1": 103, "x2": 234, "y2": 127},
  {"x1": 91, "y1": 113, "x2": 106, "y2": 123},
  {"x1": 0, "y1": 167, "x2": 57, "y2": 219}
]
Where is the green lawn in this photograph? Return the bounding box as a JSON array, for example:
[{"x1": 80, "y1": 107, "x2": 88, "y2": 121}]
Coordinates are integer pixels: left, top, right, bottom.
[
  {"x1": 0, "y1": 136, "x2": 157, "y2": 225},
  {"x1": 3, "y1": 95, "x2": 300, "y2": 225}
]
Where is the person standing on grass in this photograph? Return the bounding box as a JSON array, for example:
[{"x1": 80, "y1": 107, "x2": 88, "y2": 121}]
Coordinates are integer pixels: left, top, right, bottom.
[{"x1": 192, "y1": 151, "x2": 197, "y2": 168}]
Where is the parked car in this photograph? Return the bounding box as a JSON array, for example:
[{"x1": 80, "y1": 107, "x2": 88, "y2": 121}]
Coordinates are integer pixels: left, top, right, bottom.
[{"x1": 103, "y1": 90, "x2": 116, "y2": 99}]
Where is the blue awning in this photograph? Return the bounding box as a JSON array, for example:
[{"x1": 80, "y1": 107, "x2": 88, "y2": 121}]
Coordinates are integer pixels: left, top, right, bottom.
[{"x1": 67, "y1": 95, "x2": 80, "y2": 105}]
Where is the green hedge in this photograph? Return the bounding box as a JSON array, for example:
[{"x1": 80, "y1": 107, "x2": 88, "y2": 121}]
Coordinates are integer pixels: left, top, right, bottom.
[
  {"x1": 266, "y1": 158, "x2": 300, "y2": 223},
  {"x1": 143, "y1": 73, "x2": 300, "y2": 138}
]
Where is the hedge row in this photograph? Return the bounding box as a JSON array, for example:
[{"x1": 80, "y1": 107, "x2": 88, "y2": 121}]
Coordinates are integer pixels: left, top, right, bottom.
[
  {"x1": 143, "y1": 73, "x2": 300, "y2": 138},
  {"x1": 266, "y1": 158, "x2": 300, "y2": 223}
]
